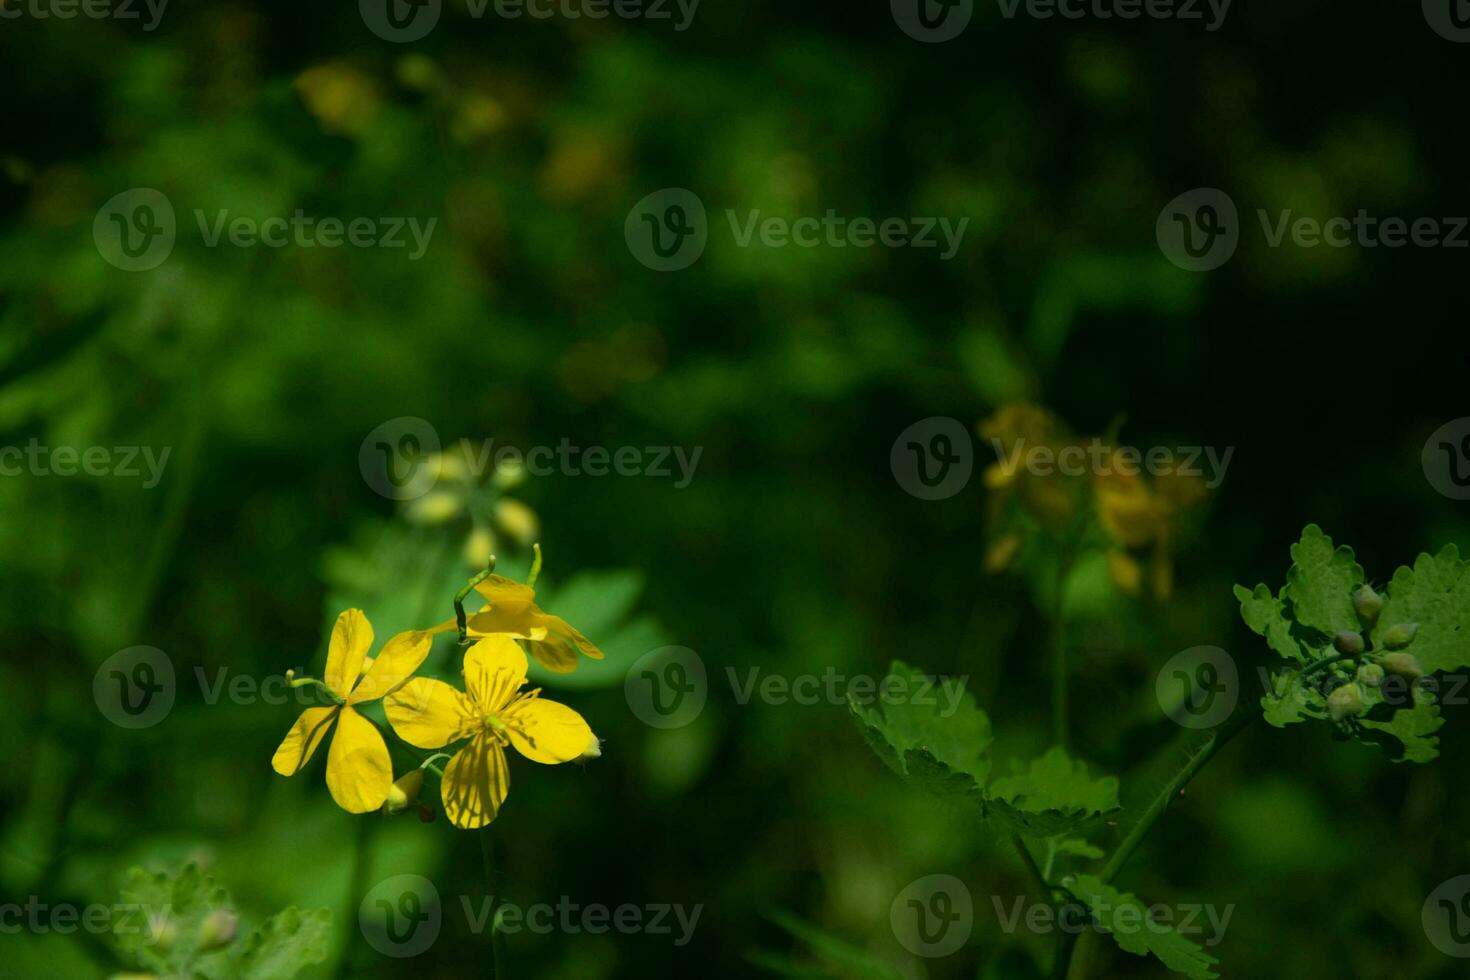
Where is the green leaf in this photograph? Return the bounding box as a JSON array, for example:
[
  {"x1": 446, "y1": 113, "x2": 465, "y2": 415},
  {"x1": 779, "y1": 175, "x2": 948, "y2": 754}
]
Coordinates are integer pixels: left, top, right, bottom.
[
  {"x1": 1257, "y1": 667, "x2": 1326, "y2": 728},
  {"x1": 848, "y1": 659, "x2": 992, "y2": 807},
  {"x1": 236, "y1": 906, "x2": 333, "y2": 980},
  {"x1": 113, "y1": 864, "x2": 232, "y2": 974},
  {"x1": 527, "y1": 570, "x2": 673, "y2": 691},
  {"x1": 1357, "y1": 697, "x2": 1444, "y2": 764},
  {"x1": 987, "y1": 748, "x2": 1120, "y2": 837},
  {"x1": 1054, "y1": 838, "x2": 1105, "y2": 860},
  {"x1": 1374, "y1": 545, "x2": 1470, "y2": 674},
  {"x1": 1283, "y1": 524, "x2": 1365, "y2": 636},
  {"x1": 1234, "y1": 584, "x2": 1315, "y2": 665},
  {"x1": 1067, "y1": 875, "x2": 1220, "y2": 980}
]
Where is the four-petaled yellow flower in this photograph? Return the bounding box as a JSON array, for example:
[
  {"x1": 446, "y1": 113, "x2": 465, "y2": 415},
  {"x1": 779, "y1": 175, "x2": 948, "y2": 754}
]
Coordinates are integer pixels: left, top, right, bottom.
[
  {"x1": 433, "y1": 575, "x2": 606, "y2": 673},
  {"x1": 385, "y1": 635, "x2": 596, "y2": 829},
  {"x1": 271, "y1": 610, "x2": 431, "y2": 813}
]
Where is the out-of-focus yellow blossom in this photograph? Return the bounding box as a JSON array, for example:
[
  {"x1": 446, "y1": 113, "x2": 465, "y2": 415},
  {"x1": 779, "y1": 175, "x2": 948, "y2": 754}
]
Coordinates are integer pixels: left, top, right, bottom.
[
  {"x1": 271, "y1": 610, "x2": 431, "y2": 813},
  {"x1": 385, "y1": 636, "x2": 597, "y2": 828},
  {"x1": 1093, "y1": 454, "x2": 1205, "y2": 600},
  {"x1": 984, "y1": 533, "x2": 1024, "y2": 574},
  {"x1": 978, "y1": 404, "x2": 1081, "y2": 529},
  {"x1": 294, "y1": 64, "x2": 379, "y2": 136},
  {"x1": 494, "y1": 498, "x2": 538, "y2": 547}
]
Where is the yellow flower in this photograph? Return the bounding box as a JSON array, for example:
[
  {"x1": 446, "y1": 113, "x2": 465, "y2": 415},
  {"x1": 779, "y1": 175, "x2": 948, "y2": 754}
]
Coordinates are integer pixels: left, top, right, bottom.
[
  {"x1": 1092, "y1": 453, "x2": 1206, "y2": 601},
  {"x1": 978, "y1": 404, "x2": 1080, "y2": 528},
  {"x1": 385, "y1": 636, "x2": 596, "y2": 829},
  {"x1": 271, "y1": 610, "x2": 431, "y2": 813},
  {"x1": 433, "y1": 575, "x2": 606, "y2": 673}
]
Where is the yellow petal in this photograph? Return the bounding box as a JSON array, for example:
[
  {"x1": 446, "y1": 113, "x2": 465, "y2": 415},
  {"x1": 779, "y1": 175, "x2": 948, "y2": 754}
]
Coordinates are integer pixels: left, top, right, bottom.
[
  {"x1": 324, "y1": 609, "x2": 374, "y2": 699},
  {"x1": 552, "y1": 616, "x2": 605, "y2": 661},
  {"x1": 472, "y1": 574, "x2": 538, "y2": 605},
  {"x1": 464, "y1": 599, "x2": 545, "y2": 640},
  {"x1": 1108, "y1": 550, "x2": 1143, "y2": 596},
  {"x1": 325, "y1": 706, "x2": 392, "y2": 813},
  {"x1": 505, "y1": 695, "x2": 595, "y2": 764},
  {"x1": 462, "y1": 635, "x2": 528, "y2": 710},
  {"x1": 271, "y1": 706, "x2": 339, "y2": 776},
  {"x1": 385, "y1": 677, "x2": 479, "y2": 749},
  {"x1": 350, "y1": 630, "x2": 433, "y2": 704},
  {"x1": 441, "y1": 734, "x2": 509, "y2": 829},
  {"x1": 526, "y1": 634, "x2": 580, "y2": 673}
]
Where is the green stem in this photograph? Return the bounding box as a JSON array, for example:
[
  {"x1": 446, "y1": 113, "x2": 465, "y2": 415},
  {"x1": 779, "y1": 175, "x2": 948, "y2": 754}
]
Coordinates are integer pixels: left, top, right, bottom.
[
  {"x1": 335, "y1": 817, "x2": 375, "y2": 980},
  {"x1": 455, "y1": 555, "x2": 498, "y2": 644},
  {"x1": 526, "y1": 542, "x2": 543, "y2": 590},
  {"x1": 1051, "y1": 554, "x2": 1072, "y2": 751},
  {"x1": 1102, "y1": 704, "x2": 1259, "y2": 885},
  {"x1": 481, "y1": 827, "x2": 505, "y2": 978},
  {"x1": 1010, "y1": 835, "x2": 1052, "y2": 905}
]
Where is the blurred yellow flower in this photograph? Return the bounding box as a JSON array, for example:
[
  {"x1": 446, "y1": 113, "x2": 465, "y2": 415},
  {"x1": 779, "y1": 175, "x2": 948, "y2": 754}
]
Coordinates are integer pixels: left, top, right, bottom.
[
  {"x1": 1093, "y1": 453, "x2": 1205, "y2": 600},
  {"x1": 385, "y1": 636, "x2": 596, "y2": 829},
  {"x1": 294, "y1": 64, "x2": 379, "y2": 137},
  {"x1": 271, "y1": 610, "x2": 431, "y2": 813},
  {"x1": 978, "y1": 404, "x2": 1081, "y2": 529}
]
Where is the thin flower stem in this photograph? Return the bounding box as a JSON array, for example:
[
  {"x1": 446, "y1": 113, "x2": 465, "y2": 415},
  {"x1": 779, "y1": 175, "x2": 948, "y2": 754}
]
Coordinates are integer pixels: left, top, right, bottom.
[
  {"x1": 455, "y1": 555, "x2": 498, "y2": 644},
  {"x1": 481, "y1": 827, "x2": 505, "y2": 978},
  {"x1": 1051, "y1": 553, "x2": 1072, "y2": 751},
  {"x1": 1010, "y1": 835, "x2": 1052, "y2": 906},
  {"x1": 1100, "y1": 704, "x2": 1258, "y2": 884}
]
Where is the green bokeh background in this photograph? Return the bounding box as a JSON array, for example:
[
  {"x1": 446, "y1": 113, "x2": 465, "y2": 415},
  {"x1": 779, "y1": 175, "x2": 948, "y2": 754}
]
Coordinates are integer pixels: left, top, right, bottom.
[{"x1": 2, "y1": 2, "x2": 1468, "y2": 978}]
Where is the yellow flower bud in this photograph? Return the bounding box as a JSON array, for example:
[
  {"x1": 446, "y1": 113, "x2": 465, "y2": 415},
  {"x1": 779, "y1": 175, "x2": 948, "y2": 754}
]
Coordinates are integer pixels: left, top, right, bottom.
[
  {"x1": 463, "y1": 526, "x2": 496, "y2": 569},
  {"x1": 197, "y1": 910, "x2": 238, "y2": 952},
  {"x1": 1327, "y1": 682, "x2": 1366, "y2": 722},
  {"x1": 405, "y1": 490, "x2": 464, "y2": 526},
  {"x1": 494, "y1": 498, "x2": 539, "y2": 546},
  {"x1": 383, "y1": 770, "x2": 425, "y2": 815}
]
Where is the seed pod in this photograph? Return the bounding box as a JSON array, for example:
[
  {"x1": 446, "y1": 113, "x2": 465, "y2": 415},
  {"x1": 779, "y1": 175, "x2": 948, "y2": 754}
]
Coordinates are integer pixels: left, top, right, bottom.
[
  {"x1": 1380, "y1": 652, "x2": 1424, "y2": 681},
  {"x1": 1353, "y1": 586, "x2": 1384, "y2": 627},
  {"x1": 1383, "y1": 622, "x2": 1420, "y2": 650},
  {"x1": 197, "y1": 910, "x2": 238, "y2": 952},
  {"x1": 1327, "y1": 682, "x2": 1366, "y2": 722},
  {"x1": 1333, "y1": 631, "x2": 1365, "y2": 656},
  {"x1": 1355, "y1": 663, "x2": 1385, "y2": 688},
  {"x1": 383, "y1": 770, "x2": 425, "y2": 815}
]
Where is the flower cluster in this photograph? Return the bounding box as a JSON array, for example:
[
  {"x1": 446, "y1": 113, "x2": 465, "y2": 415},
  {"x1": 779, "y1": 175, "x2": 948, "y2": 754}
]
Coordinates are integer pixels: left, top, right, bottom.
[{"x1": 270, "y1": 565, "x2": 600, "y2": 829}]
